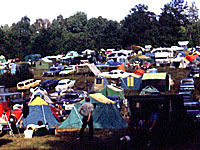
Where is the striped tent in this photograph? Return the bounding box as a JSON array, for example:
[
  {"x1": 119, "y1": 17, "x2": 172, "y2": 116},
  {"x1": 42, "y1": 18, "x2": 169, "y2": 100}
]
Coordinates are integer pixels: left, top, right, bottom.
[
  {"x1": 121, "y1": 74, "x2": 142, "y2": 90},
  {"x1": 22, "y1": 94, "x2": 59, "y2": 127}
]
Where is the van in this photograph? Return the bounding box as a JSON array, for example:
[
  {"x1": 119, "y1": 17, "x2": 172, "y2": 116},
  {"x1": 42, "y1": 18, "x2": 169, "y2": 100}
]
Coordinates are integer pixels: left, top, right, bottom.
[{"x1": 17, "y1": 79, "x2": 41, "y2": 91}]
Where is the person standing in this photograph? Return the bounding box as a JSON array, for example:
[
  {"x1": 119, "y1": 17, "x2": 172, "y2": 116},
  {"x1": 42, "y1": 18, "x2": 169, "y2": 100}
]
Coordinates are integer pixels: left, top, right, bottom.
[{"x1": 77, "y1": 97, "x2": 94, "y2": 140}]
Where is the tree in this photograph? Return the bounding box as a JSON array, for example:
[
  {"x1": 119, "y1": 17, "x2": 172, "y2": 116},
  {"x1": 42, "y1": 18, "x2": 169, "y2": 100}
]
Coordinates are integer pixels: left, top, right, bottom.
[
  {"x1": 121, "y1": 4, "x2": 159, "y2": 48},
  {"x1": 7, "y1": 16, "x2": 32, "y2": 59},
  {"x1": 159, "y1": 0, "x2": 189, "y2": 46},
  {"x1": 186, "y1": 2, "x2": 200, "y2": 46}
]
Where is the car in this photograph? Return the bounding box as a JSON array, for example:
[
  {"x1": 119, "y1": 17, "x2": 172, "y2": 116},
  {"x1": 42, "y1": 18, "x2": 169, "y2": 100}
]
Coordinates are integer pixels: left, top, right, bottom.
[
  {"x1": 98, "y1": 70, "x2": 133, "y2": 79},
  {"x1": 0, "y1": 92, "x2": 23, "y2": 134},
  {"x1": 17, "y1": 79, "x2": 41, "y2": 91},
  {"x1": 188, "y1": 67, "x2": 200, "y2": 78},
  {"x1": 43, "y1": 65, "x2": 64, "y2": 77},
  {"x1": 40, "y1": 79, "x2": 60, "y2": 91},
  {"x1": 179, "y1": 77, "x2": 195, "y2": 92},
  {"x1": 49, "y1": 88, "x2": 74, "y2": 100},
  {"x1": 60, "y1": 91, "x2": 87, "y2": 111},
  {"x1": 59, "y1": 66, "x2": 75, "y2": 76},
  {"x1": 55, "y1": 79, "x2": 76, "y2": 91},
  {"x1": 184, "y1": 101, "x2": 200, "y2": 123},
  {"x1": 178, "y1": 91, "x2": 195, "y2": 102}
]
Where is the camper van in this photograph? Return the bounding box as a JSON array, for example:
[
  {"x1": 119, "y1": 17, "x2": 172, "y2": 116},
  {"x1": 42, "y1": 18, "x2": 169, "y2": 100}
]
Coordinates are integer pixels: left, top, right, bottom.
[
  {"x1": 17, "y1": 79, "x2": 41, "y2": 91},
  {"x1": 151, "y1": 48, "x2": 174, "y2": 65}
]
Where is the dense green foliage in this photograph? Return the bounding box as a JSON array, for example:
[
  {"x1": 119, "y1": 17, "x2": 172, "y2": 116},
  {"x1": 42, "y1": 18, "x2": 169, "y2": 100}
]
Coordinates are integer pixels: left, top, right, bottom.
[{"x1": 0, "y1": 0, "x2": 200, "y2": 59}]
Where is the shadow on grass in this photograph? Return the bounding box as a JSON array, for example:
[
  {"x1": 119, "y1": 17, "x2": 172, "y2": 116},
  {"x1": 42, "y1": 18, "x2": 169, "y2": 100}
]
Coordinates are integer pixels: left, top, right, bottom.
[
  {"x1": 44, "y1": 129, "x2": 136, "y2": 150},
  {"x1": 0, "y1": 139, "x2": 13, "y2": 147}
]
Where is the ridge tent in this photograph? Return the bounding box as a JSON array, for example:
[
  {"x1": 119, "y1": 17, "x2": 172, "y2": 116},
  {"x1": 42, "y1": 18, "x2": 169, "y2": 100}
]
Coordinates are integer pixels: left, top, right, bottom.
[
  {"x1": 97, "y1": 85, "x2": 125, "y2": 100},
  {"x1": 58, "y1": 93, "x2": 128, "y2": 129},
  {"x1": 90, "y1": 76, "x2": 109, "y2": 92},
  {"x1": 23, "y1": 93, "x2": 59, "y2": 127},
  {"x1": 35, "y1": 58, "x2": 53, "y2": 70},
  {"x1": 141, "y1": 72, "x2": 170, "y2": 93},
  {"x1": 121, "y1": 74, "x2": 142, "y2": 90},
  {"x1": 140, "y1": 85, "x2": 160, "y2": 95}
]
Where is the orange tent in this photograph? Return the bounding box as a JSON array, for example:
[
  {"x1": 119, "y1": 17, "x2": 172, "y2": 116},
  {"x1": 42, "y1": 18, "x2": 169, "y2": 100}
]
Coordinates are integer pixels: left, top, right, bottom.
[{"x1": 117, "y1": 64, "x2": 125, "y2": 71}]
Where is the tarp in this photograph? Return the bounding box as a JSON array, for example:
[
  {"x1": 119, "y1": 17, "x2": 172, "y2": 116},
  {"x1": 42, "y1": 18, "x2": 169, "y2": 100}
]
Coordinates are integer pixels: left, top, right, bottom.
[
  {"x1": 30, "y1": 87, "x2": 53, "y2": 104},
  {"x1": 142, "y1": 73, "x2": 167, "y2": 80},
  {"x1": 58, "y1": 93, "x2": 128, "y2": 129},
  {"x1": 121, "y1": 75, "x2": 142, "y2": 90},
  {"x1": 97, "y1": 85, "x2": 125, "y2": 100},
  {"x1": 87, "y1": 63, "x2": 101, "y2": 76},
  {"x1": 23, "y1": 94, "x2": 59, "y2": 127}
]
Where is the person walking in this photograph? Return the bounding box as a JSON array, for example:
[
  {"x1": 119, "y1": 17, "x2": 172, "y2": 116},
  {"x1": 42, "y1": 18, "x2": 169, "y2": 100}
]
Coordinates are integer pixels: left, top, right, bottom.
[{"x1": 77, "y1": 97, "x2": 94, "y2": 140}]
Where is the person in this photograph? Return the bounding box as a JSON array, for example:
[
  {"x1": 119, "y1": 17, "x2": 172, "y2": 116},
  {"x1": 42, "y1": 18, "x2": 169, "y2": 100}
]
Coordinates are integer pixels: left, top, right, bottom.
[
  {"x1": 35, "y1": 121, "x2": 49, "y2": 136},
  {"x1": 147, "y1": 106, "x2": 160, "y2": 148},
  {"x1": 123, "y1": 98, "x2": 129, "y2": 118},
  {"x1": 77, "y1": 97, "x2": 94, "y2": 140}
]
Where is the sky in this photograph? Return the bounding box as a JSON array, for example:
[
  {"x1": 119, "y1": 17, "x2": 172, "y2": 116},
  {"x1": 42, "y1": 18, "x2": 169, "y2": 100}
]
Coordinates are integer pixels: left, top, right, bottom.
[{"x1": 0, "y1": 0, "x2": 199, "y2": 26}]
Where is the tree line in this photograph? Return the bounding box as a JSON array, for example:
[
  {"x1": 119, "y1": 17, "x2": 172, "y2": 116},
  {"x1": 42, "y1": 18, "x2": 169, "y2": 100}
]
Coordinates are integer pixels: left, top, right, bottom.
[{"x1": 0, "y1": 0, "x2": 199, "y2": 60}]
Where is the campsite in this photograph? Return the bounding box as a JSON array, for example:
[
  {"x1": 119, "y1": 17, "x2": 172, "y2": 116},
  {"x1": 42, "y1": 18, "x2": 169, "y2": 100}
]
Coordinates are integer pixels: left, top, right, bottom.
[
  {"x1": 0, "y1": 49, "x2": 200, "y2": 149},
  {"x1": 1, "y1": 1, "x2": 200, "y2": 149}
]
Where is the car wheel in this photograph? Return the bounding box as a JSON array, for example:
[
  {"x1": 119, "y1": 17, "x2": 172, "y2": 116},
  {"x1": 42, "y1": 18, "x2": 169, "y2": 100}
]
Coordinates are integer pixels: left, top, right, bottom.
[{"x1": 9, "y1": 116, "x2": 18, "y2": 134}]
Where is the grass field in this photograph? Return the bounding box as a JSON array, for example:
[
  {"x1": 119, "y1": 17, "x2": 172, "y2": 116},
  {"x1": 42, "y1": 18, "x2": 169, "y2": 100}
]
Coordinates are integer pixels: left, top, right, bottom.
[{"x1": 3, "y1": 65, "x2": 200, "y2": 149}]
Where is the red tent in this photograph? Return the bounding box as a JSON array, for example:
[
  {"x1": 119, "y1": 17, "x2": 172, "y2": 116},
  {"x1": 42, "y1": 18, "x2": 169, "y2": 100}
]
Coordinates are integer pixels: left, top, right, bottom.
[
  {"x1": 134, "y1": 69, "x2": 145, "y2": 76},
  {"x1": 186, "y1": 54, "x2": 199, "y2": 62}
]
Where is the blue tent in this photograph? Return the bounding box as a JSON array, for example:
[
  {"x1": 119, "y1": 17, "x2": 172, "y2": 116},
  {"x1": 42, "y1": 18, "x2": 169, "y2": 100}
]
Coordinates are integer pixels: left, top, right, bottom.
[
  {"x1": 23, "y1": 93, "x2": 59, "y2": 127},
  {"x1": 121, "y1": 75, "x2": 142, "y2": 90}
]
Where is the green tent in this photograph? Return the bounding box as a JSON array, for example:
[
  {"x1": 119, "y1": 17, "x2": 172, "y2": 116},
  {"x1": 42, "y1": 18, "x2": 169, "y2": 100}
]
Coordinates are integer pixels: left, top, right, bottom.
[
  {"x1": 97, "y1": 85, "x2": 125, "y2": 100},
  {"x1": 35, "y1": 58, "x2": 53, "y2": 70},
  {"x1": 140, "y1": 85, "x2": 160, "y2": 95},
  {"x1": 58, "y1": 93, "x2": 128, "y2": 129}
]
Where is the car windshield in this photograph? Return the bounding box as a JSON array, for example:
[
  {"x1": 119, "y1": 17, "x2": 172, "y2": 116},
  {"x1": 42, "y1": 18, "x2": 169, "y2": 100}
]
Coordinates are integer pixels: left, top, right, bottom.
[
  {"x1": 182, "y1": 81, "x2": 194, "y2": 84},
  {"x1": 58, "y1": 83, "x2": 66, "y2": 85},
  {"x1": 50, "y1": 68, "x2": 57, "y2": 71},
  {"x1": 64, "y1": 94, "x2": 79, "y2": 99}
]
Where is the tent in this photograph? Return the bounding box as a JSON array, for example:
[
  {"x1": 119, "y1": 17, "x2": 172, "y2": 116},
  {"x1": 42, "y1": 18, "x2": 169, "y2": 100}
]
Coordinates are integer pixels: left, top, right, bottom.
[
  {"x1": 97, "y1": 85, "x2": 125, "y2": 100},
  {"x1": 58, "y1": 93, "x2": 128, "y2": 129},
  {"x1": 140, "y1": 85, "x2": 160, "y2": 95},
  {"x1": 185, "y1": 54, "x2": 199, "y2": 62},
  {"x1": 90, "y1": 77, "x2": 109, "y2": 92},
  {"x1": 23, "y1": 93, "x2": 59, "y2": 127},
  {"x1": 133, "y1": 69, "x2": 145, "y2": 76},
  {"x1": 35, "y1": 58, "x2": 53, "y2": 70},
  {"x1": 25, "y1": 54, "x2": 41, "y2": 62},
  {"x1": 141, "y1": 72, "x2": 170, "y2": 93},
  {"x1": 121, "y1": 74, "x2": 142, "y2": 90}
]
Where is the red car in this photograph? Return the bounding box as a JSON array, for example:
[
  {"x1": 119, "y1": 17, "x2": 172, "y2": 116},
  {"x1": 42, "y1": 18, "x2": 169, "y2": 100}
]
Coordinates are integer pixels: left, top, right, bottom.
[{"x1": 0, "y1": 92, "x2": 23, "y2": 134}]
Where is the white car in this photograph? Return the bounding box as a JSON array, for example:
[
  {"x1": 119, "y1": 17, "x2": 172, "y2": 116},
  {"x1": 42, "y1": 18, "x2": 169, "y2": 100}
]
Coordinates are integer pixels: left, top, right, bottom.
[
  {"x1": 98, "y1": 70, "x2": 133, "y2": 79},
  {"x1": 59, "y1": 66, "x2": 75, "y2": 76},
  {"x1": 55, "y1": 79, "x2": 75, "y2": 91}
]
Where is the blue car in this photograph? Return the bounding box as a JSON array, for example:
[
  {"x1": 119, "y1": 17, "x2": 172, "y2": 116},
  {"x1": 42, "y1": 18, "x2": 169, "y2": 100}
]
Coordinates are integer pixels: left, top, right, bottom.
[
  {"x1": 43, "y1": 65, "x2": 64, "y2": 77},
  {"x1": 40, "y1": 79, "x2": 60, "y2": 90}
]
